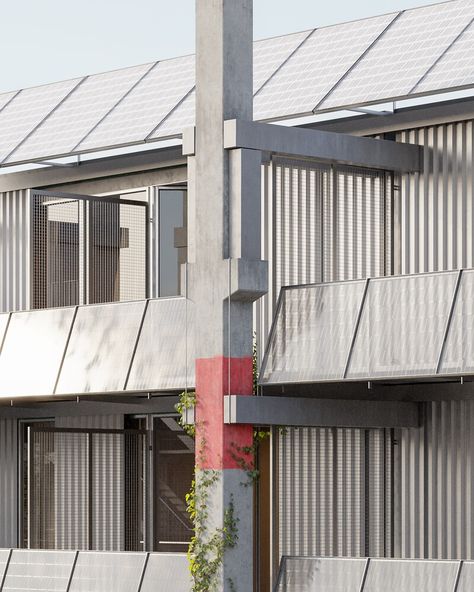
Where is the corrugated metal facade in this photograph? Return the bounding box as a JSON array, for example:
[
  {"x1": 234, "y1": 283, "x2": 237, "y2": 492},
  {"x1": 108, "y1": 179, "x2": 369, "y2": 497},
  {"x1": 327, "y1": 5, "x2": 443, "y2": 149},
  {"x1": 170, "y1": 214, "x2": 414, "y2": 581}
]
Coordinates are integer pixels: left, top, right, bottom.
[
  {"x1": 395, "y1": 401, "x2": 474, "y2": 560},
  {"x1": 257, "y1": 159, "x2": 391, "y2": 356},
  {"x1": 397, "y1": 122, "x2": 474, "y2": 275},
  {"x1": 0, "y1": 418, "x2": 18, "y2": 547},
  {"x1": 394, "y1": 121, "x2": 474, "y2": 560},
  {"x1": 262, "y1": 158, "x2": 394, "y2": 562},
  {"x1": 278, "y1": 427, "x2": 392, "y2": 559},
  {"x1": 0, "y1": 190, "x2": 30, "y2": 313}
]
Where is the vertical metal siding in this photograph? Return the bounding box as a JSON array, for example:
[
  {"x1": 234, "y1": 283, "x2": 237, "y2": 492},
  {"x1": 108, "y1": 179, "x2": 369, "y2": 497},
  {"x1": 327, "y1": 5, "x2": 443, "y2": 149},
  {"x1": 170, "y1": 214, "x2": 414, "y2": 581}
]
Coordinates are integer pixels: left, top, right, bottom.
[
  {"x1": 257, "y1": 160, "x2": 391, "y2": 360},
  {"x1": 0, "y1": 190, "x2": 30, "y2": 312},
  {"x1": 394, "y1": 121, "x2": 474, "y2": 560},
  {"x1": 395, "y1": 401, "x2": 474, "y2": 560},
  {"x1": 278, "y1": 427, "x2": 391, "y2": 559},
  {"x1": 0, "y1": 418, "x2": 18, "y2": 547},
  {"x1": 398, "y1": 122, "x2": 474, "y2": 275}
]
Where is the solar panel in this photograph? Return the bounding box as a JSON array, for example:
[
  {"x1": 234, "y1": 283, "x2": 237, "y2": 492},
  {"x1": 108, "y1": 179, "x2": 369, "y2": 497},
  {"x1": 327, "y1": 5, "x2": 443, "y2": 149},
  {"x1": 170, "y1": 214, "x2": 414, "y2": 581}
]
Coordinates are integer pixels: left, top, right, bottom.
[
  {"x1": 321, "y1": 0, "x2": 474, "y2": 110},
  {"x1": 254, "y1": 13, "x2": 397, "y2": 121},
  {"x1": 75, "y1": 54, "x2": 195, "y2": 153},
  {"x1": 151, "y1": 30, "x2": 311, "y2": 140},
  {"x1": 0, "y1": 77, "x2": 83, "y2": 163},
  {"x1": 0, "y1": 91, "x2": 18, "y2": 114},
  {"x1": 414, "y1": 18, "x2": 474, "y2": 95},
  {"x1": 5, "y1": 63, "x2": 154, "y2": 164},
  {"x1": 1, "y1": 0, "x2": 474, "y2": 165}
]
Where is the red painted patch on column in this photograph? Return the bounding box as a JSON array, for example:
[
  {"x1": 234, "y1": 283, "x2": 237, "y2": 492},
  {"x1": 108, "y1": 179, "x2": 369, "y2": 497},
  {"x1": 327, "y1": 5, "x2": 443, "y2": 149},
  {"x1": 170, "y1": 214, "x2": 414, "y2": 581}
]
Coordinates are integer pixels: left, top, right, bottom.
[{"x1": 195, "y1": 356, "x2": 254, "y2": 470}]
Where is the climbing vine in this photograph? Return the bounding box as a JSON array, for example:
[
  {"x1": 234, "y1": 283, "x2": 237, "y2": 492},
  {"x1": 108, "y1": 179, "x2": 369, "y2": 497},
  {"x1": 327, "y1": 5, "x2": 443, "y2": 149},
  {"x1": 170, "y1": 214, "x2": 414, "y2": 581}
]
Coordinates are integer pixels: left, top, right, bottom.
[
  {"x1": 175, "y1": 336, "x2": 268, "y2": 591},
  {"x1": 175, "y1": 389, "x2": 196, "y2": 437}
]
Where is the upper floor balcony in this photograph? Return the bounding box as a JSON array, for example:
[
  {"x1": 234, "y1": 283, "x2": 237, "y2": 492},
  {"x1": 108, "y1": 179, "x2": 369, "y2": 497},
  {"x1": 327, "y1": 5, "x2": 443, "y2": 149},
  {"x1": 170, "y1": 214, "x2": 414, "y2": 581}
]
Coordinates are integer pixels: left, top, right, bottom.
[{"x1": 260, "y1": 268, "x2": 474, "y2": 395}]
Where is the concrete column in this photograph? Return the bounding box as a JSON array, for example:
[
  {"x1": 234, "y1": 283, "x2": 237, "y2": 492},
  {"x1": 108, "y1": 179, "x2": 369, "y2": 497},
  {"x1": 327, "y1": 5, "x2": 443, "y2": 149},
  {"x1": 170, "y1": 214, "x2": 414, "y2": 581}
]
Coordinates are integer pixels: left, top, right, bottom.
[{"x1": 189, "y1": 1, "x2": 267, "y2": 590}]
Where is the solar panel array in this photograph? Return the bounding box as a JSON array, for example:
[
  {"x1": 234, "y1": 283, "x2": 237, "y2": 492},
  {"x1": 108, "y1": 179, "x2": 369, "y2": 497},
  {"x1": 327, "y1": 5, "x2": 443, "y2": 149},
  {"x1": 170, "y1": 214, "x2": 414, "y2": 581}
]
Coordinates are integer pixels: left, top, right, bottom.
[{"x1": 1, "y1": 0, "x2": 473, "y2": 166}]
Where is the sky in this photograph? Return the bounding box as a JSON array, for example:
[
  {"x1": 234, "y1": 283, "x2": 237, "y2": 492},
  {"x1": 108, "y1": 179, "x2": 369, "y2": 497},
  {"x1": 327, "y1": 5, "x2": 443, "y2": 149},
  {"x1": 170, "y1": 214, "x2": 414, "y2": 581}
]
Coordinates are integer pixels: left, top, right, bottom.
[{"x1": 0, "y1": 0, "x2": 440, "y2": 93}]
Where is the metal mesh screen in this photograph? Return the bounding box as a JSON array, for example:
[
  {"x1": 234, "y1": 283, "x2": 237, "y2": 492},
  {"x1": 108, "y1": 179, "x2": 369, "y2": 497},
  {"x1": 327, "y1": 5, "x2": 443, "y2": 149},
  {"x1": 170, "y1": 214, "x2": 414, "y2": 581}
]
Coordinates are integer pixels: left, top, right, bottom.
[
  {"x1": 26, "y1": 426, "x2": 146, "y2": 552},
  {"x1": 32, "y1": 191, "x2": 147, "y2": 309}
]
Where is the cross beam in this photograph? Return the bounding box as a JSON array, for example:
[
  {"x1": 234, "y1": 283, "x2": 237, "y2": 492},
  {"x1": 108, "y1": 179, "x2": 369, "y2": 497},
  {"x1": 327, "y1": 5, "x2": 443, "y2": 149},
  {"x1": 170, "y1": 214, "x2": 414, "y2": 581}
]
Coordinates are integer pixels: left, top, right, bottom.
[
  {"x1": 220, "y1": 118, "x2": 423, "y2": 172},
  {"x1": 224, "y1": 395, "x2": 419, "y2": 428}
]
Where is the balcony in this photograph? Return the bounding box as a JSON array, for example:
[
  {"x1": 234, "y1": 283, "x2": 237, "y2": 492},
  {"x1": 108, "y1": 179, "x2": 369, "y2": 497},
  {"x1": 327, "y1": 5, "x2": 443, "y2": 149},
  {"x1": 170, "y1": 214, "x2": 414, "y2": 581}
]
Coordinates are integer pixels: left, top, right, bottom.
[
  {"x1": 0, "y1": 297, "x2": 194, "y2": 399},
  {"x1": 260, "y1": 269, "x2": 474, "y2": 387}
]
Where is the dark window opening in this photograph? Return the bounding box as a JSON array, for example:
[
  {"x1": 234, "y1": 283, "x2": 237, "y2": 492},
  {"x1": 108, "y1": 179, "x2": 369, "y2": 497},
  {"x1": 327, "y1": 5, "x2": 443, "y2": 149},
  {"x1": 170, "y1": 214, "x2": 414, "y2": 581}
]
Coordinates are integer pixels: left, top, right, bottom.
[{"x1": 158, "y1": 188, "x2": 187, "y2": 297}]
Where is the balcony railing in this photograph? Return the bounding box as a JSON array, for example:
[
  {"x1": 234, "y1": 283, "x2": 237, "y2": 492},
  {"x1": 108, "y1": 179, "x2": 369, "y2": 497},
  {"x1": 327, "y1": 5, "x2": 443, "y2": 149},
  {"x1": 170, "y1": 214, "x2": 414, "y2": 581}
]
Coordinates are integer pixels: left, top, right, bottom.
[
  {"x1": 0, "y1": 549, "x2": 190, "y2": 592},
  {"x1": 275, "y1": 557, "x2": 467, "y2": 592},
  {"x1": 0, "y1": 297, "x2": 194, "y2": 398},
  {"x1": 260, "y1": 269, "x2": 474, "y2": 385}
]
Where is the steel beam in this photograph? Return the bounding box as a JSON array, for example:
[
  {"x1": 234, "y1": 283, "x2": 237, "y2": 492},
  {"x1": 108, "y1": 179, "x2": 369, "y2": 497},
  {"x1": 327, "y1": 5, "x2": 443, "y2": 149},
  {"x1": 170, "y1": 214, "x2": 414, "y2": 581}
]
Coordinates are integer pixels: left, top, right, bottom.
[
  {"x1": 224, "y1": 395, "x2": 419, "y2": 428},
  {"x1": 223, "y1": 119, "x2": 423, "y2": 172}
]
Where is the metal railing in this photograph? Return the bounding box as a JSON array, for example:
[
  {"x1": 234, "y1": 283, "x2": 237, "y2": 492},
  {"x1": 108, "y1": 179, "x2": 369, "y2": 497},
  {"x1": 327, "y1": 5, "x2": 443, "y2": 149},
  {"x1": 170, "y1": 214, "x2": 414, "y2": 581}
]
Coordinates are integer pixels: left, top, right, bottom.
[
  {"x1": 260, "y1": 268, "x2": 474, "y2": 385},
  {"x1": 274, "y1": 556, "x2": 467, "y2": 592},
  {"x1": 0, "y1": 549, "x2": 190, "y2": 592},
  {"x1": 0, "y1": 297, "x2": 195, "y2": 397}
]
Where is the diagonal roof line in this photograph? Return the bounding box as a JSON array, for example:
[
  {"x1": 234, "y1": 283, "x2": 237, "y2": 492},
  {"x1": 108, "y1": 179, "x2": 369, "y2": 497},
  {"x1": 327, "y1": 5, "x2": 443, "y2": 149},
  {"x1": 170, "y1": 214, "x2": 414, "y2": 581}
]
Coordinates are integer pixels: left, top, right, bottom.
[
  {"x1": 0, "y1": 90, "x2": 21, "y2": 116},
  {"x1": 69, "y1": 60, "x2": 159, "y2": 154},
  {"x1": 410, "y1": 15, "x2": 474, "y2": 95},
  {"x1": 253, "y1": 28, "x2": 316, "y2": 99},
  {"x1": 144, "y1": 84, "x2": 196, "y2": 141},
  {"x1": 313, "y1": 10, "x2": 403, "y2": 113},
  {"x1": 2, "y1": 77, "x2": 88, "y2": 165}
]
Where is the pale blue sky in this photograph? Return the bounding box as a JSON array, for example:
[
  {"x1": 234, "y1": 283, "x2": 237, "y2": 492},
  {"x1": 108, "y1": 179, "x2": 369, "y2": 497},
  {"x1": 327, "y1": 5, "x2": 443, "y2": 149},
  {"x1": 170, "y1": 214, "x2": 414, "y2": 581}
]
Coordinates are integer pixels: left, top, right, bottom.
[{"x1": 0, "y1": 0, "x2": 439, "y2": 93}]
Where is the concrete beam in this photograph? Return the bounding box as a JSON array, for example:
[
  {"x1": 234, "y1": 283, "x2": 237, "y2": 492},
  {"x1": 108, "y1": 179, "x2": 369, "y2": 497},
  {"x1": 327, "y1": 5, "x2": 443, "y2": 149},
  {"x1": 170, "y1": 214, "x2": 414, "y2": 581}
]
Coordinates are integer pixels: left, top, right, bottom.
[
  {"x1": 224, "y1": 395, "x2": 419, "y2": 428},
  {"x1": 223, "y1": 119, "x2": 423, "y2": 172},
  {"x1": 0, "y1": 145, "x2": 185, "y2": 192}
]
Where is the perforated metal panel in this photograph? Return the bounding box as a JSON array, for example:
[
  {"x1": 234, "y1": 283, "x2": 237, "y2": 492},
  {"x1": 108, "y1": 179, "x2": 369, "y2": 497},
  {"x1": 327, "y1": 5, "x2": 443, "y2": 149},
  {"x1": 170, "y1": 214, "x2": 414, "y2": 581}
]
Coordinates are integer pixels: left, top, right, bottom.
[
  {"x1": 1, "y1": 549, "x2": 76, "y2": 592},
  {"x1": 261, "y1": 282, "x2": 366, "y2": 384},
  {"x1": 275, "y1": 557, "x2": 367, "y2": 592},
  {"x1": 139, "y1": 553, "x2": 191, "y2": 592},
  {"x1": 56, "y1": 300, "x2": 146, "y2": 394},
  {"x1": 363, "y1": 559, "x2": 459, "y2": 592},
  {"x1": 0, "y1": 307, "x2": 75, "y2": 397},
  {"x1": 68, "y1": 552, "x2": 146, "y2": 592},
  {"x1": 126, "y1": 298, "x2": 195, "y2": 391}
]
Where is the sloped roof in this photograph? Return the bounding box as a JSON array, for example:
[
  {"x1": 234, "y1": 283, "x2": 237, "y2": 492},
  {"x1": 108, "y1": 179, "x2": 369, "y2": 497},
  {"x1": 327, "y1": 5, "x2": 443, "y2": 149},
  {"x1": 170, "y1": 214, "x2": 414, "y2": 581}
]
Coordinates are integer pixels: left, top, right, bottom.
[{"x1": 0, "y1": 0, "x2": 473, "y2": 166}]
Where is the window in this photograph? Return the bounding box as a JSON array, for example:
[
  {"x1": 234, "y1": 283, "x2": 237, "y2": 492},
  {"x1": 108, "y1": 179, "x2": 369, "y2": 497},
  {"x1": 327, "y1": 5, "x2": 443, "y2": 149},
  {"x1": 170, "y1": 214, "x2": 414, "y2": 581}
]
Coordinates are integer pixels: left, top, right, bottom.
[
  {"x1": 20, "y1": 415, "x2": 194, "y2": 553},
  {"x1": 158, "y1": 188, "x2": 187, "y2": 297}
]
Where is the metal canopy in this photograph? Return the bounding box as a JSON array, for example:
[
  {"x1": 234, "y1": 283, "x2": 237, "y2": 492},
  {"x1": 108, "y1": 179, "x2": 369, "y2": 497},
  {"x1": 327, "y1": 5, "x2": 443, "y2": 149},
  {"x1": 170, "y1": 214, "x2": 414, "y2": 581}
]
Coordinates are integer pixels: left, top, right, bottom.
[
  {"x1": 0, "y1": 297, "x2": 195, "y2": 398},
  {"x1": 259, "y1": 268, "x2": 474, "y2": 386},
  {"x1": 0, "y1": 0, "x2": 473, "y2": 166}
]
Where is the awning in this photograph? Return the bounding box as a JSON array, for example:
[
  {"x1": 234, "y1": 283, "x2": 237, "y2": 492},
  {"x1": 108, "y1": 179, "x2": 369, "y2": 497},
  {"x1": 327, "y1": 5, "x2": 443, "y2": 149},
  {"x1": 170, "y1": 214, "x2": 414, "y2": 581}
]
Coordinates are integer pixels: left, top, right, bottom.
[
  {"x1": 260, "y1": 269, "x2": 474, "y2": 386},
  {"x1": 0, "y1": 297, "x2": 194, "y2": 398}
]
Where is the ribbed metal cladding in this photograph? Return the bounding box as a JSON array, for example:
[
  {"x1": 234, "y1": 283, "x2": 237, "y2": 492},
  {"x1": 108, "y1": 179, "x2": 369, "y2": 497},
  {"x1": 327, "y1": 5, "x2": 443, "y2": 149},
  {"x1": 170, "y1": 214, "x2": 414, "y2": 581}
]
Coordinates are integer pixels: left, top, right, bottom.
[
  {"x1": 257, "y1": 160, "x2": 392, "y2": 360},
  {"x1": 277, "y1": 427, "x2": 392, "y2": 559},
  {"x1": 0, "y1": 190, "x2": 30, "y2": 313},
  {"x1": 397, "y1": 121, "x2": 474, "y2": 275},
  {"x1": 0, "y1": 418, "x2": 18, "y2": 547},
  {"x1": 394, "y1": 401, "x2": 474, "y2": 560}
]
